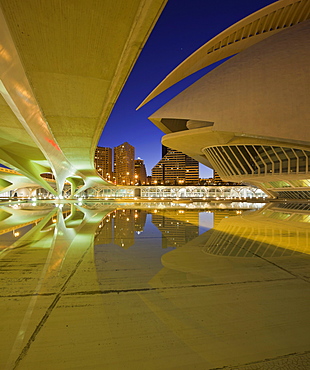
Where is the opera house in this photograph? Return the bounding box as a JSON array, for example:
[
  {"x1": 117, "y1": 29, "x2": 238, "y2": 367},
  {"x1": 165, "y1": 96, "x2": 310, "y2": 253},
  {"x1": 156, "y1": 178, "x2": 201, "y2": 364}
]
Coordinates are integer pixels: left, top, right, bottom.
[{"x1": 141, "y1": 0, "x2": 310, "y2": 200}]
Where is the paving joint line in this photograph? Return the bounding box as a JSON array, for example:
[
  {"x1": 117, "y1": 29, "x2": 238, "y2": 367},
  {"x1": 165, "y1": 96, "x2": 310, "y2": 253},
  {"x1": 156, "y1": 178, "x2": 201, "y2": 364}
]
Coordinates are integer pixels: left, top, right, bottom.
[
  {"x1": 13, "y1": 245, "x2": 92, "y2": 369},
  {"x1": 209, "y1": 349, "x2": 310, "y2": 369},
  {"x1": 61, "y1": 276, "x2": 296, "y2": 296}
]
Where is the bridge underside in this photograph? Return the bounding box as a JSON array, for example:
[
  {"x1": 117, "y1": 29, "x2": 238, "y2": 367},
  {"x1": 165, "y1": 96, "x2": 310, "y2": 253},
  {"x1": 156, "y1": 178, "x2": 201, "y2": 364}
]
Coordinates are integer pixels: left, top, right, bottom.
[{"x1": 0, "y1": 0, "x2": 167, "y2": 195}]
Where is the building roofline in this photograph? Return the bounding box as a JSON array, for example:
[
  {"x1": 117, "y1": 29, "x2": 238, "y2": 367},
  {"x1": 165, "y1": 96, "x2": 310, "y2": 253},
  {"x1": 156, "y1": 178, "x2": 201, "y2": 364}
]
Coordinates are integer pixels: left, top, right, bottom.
[{"x1": 137, "y1": 0, "x2": 310, "y2": 109}]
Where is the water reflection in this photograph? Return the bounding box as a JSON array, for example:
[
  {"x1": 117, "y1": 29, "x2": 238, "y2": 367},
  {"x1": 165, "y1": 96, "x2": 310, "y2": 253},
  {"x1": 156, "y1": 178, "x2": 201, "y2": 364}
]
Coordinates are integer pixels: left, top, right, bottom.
[
  {"x1": 204, "y1": 202, "x2": 310, "y2": 257},
  {"x1": 1, "y1": 201, "x2": 309, "y2": 286},
  {"x1": 96, "y1": 209, "x2": 147, "y2": 249},
  {"x1": 159, "y1": 202, "x2": 310, "y2": 289},
  {"x1": 0, "y1": 201, "x2": 309, "y2": 369}
]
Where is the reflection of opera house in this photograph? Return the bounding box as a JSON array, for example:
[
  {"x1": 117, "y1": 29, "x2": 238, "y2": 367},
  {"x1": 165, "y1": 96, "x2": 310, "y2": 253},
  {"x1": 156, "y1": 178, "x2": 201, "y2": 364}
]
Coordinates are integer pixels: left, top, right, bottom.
[
  {"x1": 141, "y1": 0, "x2": 310, "y2": 200},
  {"x1": 160, "y1": 202, "x2": 310, "y2": 284}
]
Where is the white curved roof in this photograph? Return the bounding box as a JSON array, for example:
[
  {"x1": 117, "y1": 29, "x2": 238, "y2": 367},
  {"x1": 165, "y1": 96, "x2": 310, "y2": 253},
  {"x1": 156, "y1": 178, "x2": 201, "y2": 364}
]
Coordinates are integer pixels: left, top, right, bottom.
[
  {"x1": 139, "y1": 0, "x2": 310, "y2": 109},
  {"x1": 150, "y1": 19, "x2": 310, "y2": 145}
]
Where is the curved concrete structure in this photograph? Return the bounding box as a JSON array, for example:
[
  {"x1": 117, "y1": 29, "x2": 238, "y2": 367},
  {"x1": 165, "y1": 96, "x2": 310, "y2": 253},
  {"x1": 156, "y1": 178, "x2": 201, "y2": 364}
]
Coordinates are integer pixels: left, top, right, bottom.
[
  {"x1": 0, "y1": 0, "x2": 167, "y2": 195},
  {"x1": 0, "y1": 168, "x2": 52, "y2": 197},
  {"x1": 139, "y1": 0, "x2": 310, "y2": 108},
  {"x1": 148, "y1": 0, "x2": 310, "y2": 199}
]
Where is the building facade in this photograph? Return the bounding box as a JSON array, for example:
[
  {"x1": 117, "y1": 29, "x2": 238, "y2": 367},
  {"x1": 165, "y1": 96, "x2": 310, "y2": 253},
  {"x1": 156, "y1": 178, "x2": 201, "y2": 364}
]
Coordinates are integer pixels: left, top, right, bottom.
[
  {"x1": 114, "y1": 142, "x2": 135, "y2": 185},
  {"x1": 212, "y1": 170, "x2": 241, "y2": 186},
  {"x1": 213, "y1": 171, "x2": 222, "y2": 185},
  {"x1": 134, "y1": 158, "x2": 147, "y2": 185},
  {"x1": 94, "y1": 147, "x2": 112, "y2": 181},
  {"x1": 152, "y1": 147, "x2": 199, "y2": 185},
  {"x1": 145, "y1": 1, "x2": 310, "y2": 199}
]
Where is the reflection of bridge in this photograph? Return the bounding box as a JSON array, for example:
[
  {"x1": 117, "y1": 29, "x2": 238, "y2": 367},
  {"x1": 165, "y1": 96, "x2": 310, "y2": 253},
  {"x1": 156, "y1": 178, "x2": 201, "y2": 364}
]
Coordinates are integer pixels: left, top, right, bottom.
[{"x1": 2, "y1": 200, "x2": 309, "y2": 368}]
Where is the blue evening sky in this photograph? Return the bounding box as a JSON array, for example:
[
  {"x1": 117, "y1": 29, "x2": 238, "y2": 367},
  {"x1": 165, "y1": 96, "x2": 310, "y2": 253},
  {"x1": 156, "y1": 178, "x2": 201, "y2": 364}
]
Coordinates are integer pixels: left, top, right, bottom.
[{"x1": 98, "y1": 0, "x2": 276, "y2": 177}]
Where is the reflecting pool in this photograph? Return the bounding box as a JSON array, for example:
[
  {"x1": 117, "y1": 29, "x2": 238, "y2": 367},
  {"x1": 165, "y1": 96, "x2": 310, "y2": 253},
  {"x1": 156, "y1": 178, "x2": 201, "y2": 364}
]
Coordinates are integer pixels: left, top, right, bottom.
[{"x1": 1, "y1": 201, "x2": 310, "y2": 369}]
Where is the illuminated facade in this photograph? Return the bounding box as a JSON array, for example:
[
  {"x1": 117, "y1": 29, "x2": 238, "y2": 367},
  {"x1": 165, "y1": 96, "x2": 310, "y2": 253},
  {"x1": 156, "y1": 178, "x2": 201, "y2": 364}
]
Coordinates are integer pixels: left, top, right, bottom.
[
  {"x1": 212, "y1": 170, "x2": 240, "y2": 186},
  {"x1": 152, "y1": 147, "x2": 199, "y2": 185},
  {"x1": 142, "y1": 0, "x2": 310, "y2": 199},
  {"x1": 90, "y1": 184, "x2": 266, "y2": 199},
  {"x1": 134, "y1": 159, "x2": 147, "y2": 185},
  {"x1": 213, "y1": 171, "x2": 222, "y2": 185},
  {"x1": 114, "y1": 142, "x2": 135, "y2": 185},
  {"x1": 94, "y1": 147, "x2": 112, "y2": 181}
]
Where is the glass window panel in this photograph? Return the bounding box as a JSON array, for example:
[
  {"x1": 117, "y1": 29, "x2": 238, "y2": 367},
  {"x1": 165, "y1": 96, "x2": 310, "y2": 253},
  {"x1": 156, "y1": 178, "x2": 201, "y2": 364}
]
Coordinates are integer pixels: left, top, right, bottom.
[
  {"x1": 269, "y1": 181, "x2": 291, "y2": 188},
  {"x1": 218, "y1": 147, "x2": 239, "y2": 175},
  {"x1": 228, "y1": 146, "x2": 246, "y2": 174},
  {"x1": 290, "y1": 179, "x2": 310, "y2": 187}
]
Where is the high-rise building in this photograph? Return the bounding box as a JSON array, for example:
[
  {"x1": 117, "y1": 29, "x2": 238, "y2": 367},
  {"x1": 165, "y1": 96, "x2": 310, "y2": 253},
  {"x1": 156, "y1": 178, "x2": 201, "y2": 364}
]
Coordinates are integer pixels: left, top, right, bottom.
[
  {"x1": 94, "y1": 147, "x2": 112, "y2": 181},
  {"x1": 114, "y1": 142, "x2": 135, "y2": 185},
  {"x1": 185, "y1": 155, "x2": 200, "y2": 184},
  {"x1": 162, "y1": 145, "x2": 168, "y2": 157},
  {"x1": 146, "y1": 176, "x2": 152, "y2": 185},
  {"x1": 152, "y1": 147, "x2": 199, "y2": 185},
  {"x1": 134, "y1": 158, "x2": 147, "y2": 185},
  {"x1": 213, "y1": 170, "x2": 222, "y2": 184},
  {"x1": 212, "y1": 170, "x2": 241, "y2": 186}
]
